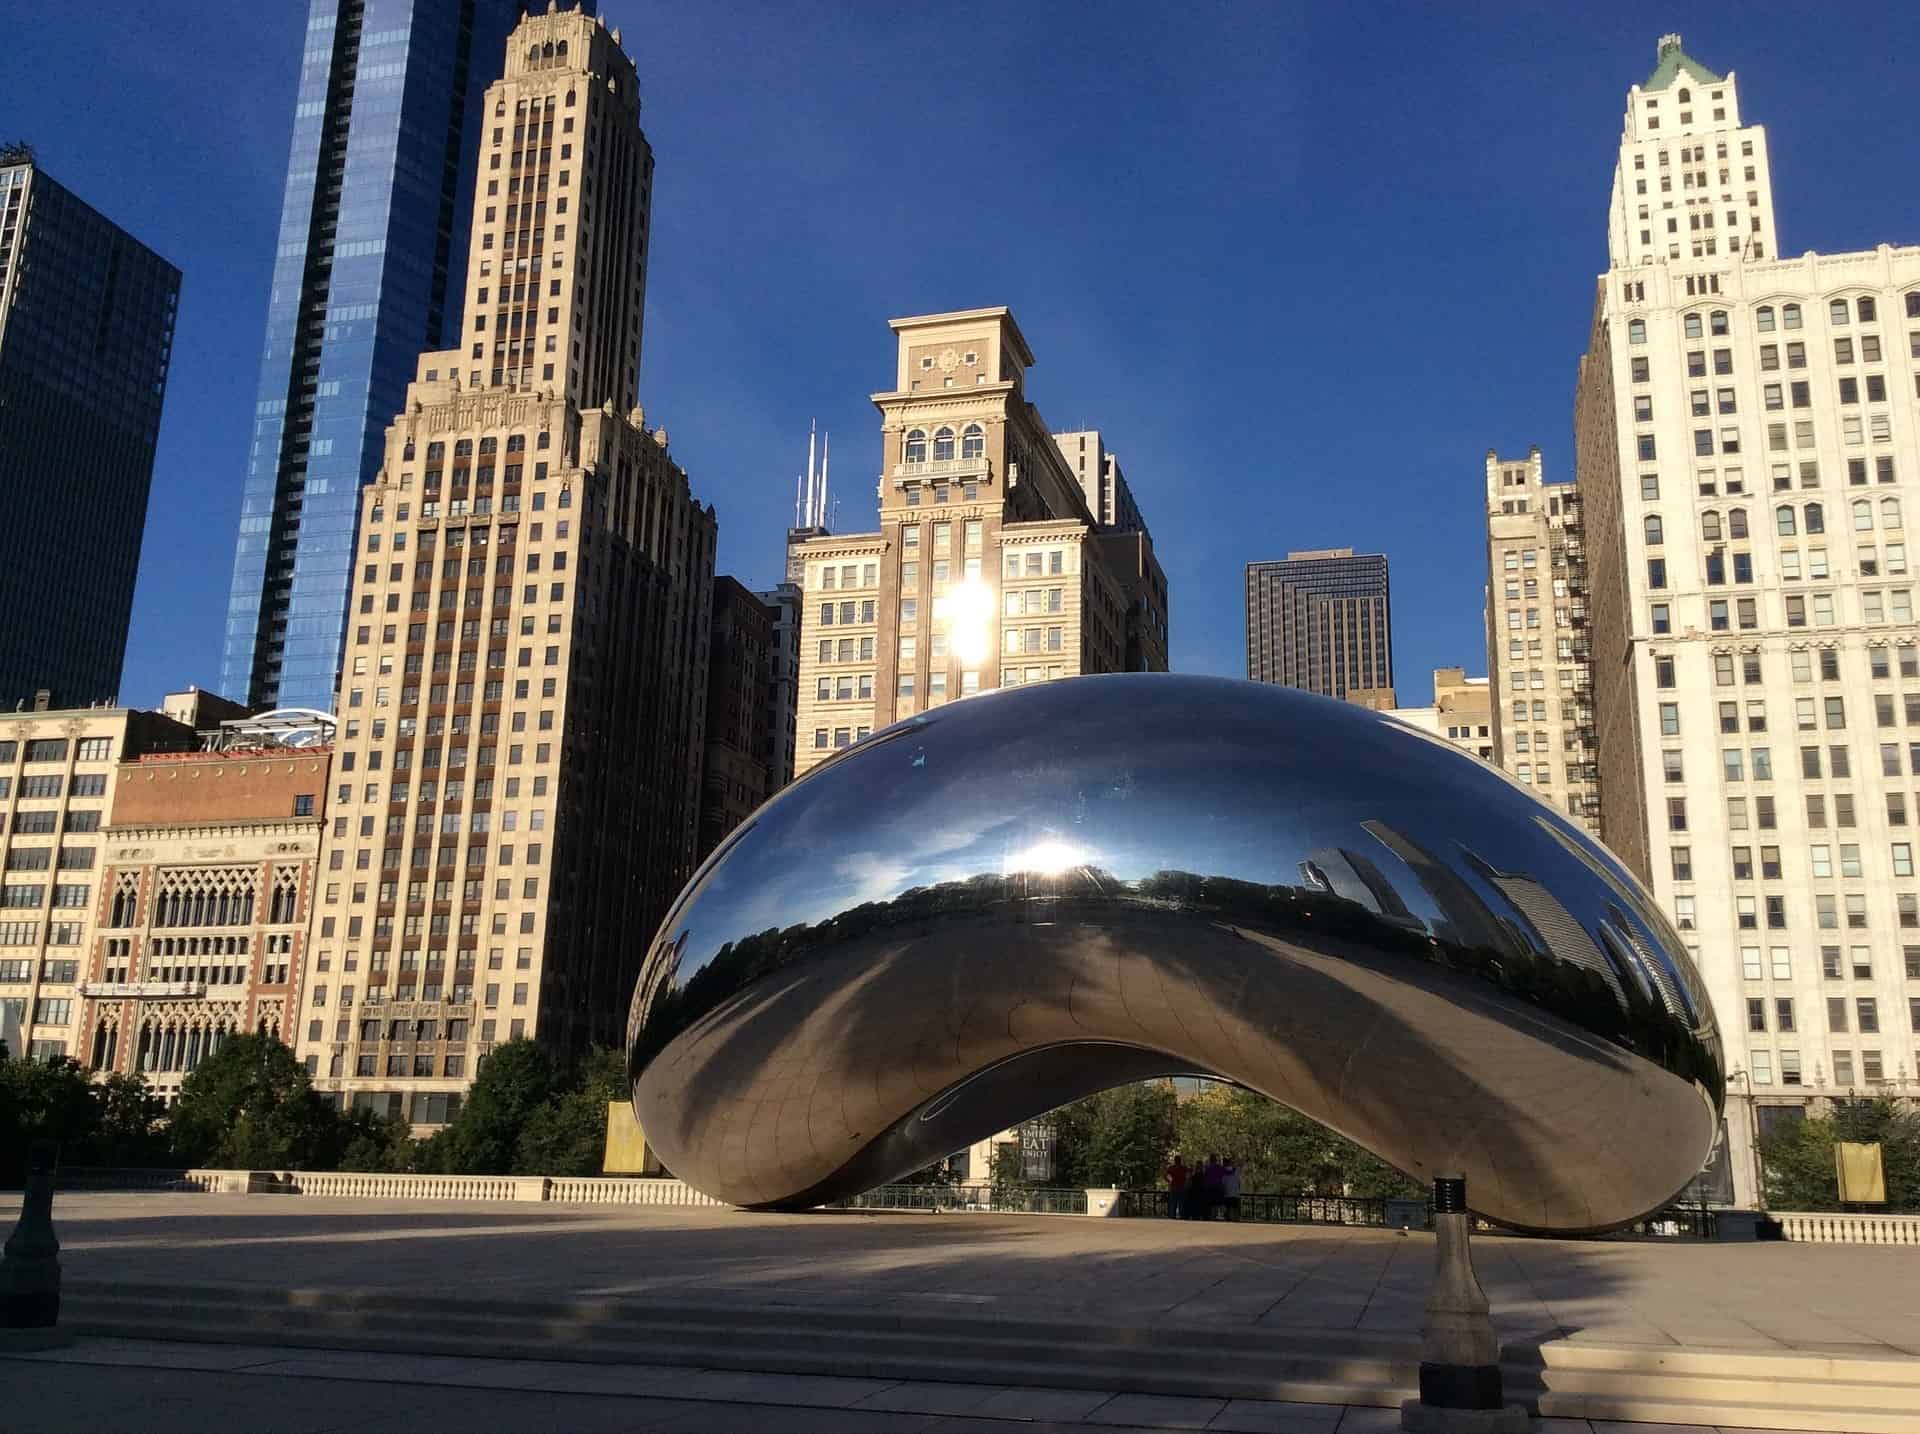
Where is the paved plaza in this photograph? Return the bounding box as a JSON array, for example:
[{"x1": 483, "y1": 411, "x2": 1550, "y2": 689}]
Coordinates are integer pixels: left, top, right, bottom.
[
  {"x1": 40, "y1": 1194, "x2": 1920, "y2": 1356},
  {"x1": 0, "y1": 1334, "x2": 1878, "y2": 1434}
]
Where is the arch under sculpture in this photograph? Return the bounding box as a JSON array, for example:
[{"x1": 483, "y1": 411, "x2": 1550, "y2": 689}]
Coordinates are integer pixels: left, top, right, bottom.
[{"x1": 627, "y1": 675, "x2": 1723, "y2": 1233}]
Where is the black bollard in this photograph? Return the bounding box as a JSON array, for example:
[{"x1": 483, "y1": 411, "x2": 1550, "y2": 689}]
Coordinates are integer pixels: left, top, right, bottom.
[
  {"x1": 1400, "y1": 1176, "x2": 1525, "y2": 1433},
  {"x1": 1, "y1": 1139, "x2": 61, "y2": 1329}
]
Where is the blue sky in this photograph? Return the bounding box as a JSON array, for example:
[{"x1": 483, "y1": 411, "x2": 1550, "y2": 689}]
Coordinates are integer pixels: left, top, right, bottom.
[{"x1": 5, "y1": 2, "x2": 1917, "y2": 710}]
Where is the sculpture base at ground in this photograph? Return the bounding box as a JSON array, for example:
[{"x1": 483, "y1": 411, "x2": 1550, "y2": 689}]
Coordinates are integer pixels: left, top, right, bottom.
[{"x1": 1401, "y1": 1177, "x2": 1527, "y2": 1434}]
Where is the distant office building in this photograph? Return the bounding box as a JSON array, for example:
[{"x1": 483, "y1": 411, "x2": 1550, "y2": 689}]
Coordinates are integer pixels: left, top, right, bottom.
[
  {"x1": 699, "y1": 577, "x2": 776, "y2": 859},
  {"x1": 1053, "y1": 431, "x2": 1168, "y2": 671},
  {"x1": 758, "y1": 580, "x2": 801, "y2": 792},
  {"x1": 1245, "y1": 548, "x2": 1392, "y2": 699},
  {"x1": 220, "y1": 0, "x2": 541, "y2": 713},
  {"x1": 1054, "y1": 430, "x2": 1145, "y2": 534},
  {"x1": 0, "y1": 695, "x2": 206, "y2": 1061},
  {"x1": 293, "y1": 9, "x2": 715, "y2": 1124},
  {"x1": 789, "y1": 308, "x2": 1168, "y2": 780},
  {"x1": 1484, "y1": 447, "x2": 1600, "y2": 833},
  {"x1": 0, "y1": 149, "x2": 180, "y2": 708}
]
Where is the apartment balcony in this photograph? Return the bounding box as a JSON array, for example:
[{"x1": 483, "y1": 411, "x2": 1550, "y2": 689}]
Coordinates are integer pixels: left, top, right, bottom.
[{"x1": 890, "y1": 457, "x2": 991, "y2": 485}]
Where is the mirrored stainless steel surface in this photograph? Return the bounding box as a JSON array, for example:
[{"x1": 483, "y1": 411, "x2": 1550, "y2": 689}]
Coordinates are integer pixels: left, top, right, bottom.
[{"x1": 627, "y1": 674, "x2": 1722, "y2": 1232}]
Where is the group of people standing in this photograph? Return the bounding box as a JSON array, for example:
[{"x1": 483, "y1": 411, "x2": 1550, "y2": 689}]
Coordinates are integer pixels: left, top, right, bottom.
[{"x1": 1164, "y1": 1153, "x2": 1241, "y2": 1220}]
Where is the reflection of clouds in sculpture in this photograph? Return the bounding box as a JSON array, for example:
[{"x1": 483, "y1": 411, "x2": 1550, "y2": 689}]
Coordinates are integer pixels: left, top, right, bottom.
[{"x1": 629, "y1": 675, "x2": 1722, "y2": 1232}]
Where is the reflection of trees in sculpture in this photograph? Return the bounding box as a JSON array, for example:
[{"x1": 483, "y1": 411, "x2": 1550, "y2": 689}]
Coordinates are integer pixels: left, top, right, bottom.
[{"x1": 631, "y1": 859, "x2": 1722, "y2": 1101}]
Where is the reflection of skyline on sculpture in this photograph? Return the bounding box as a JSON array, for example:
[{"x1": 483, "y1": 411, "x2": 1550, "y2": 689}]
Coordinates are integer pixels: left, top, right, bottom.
[
  {"x1": 629, "y1": 675, "x2": 1722, "y2": 1231},
  {"x1": 674, "y1": 693, "x2": 1706, "y2": 1032}
]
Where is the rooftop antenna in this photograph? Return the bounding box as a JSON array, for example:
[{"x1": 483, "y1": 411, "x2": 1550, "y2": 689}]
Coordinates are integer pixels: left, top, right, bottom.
[
  {"x1": 793, "y1": 470, "x2": 803, "y2": 527},
  {"x1": 806, "y1": 420, "x2": 818, "y2": 529},
  {"x1": 818, "y1": 432, "x2": 830, "y2": 529}
]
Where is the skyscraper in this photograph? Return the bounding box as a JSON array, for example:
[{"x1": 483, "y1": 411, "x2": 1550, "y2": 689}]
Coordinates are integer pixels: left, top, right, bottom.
[
  {"x1": 1245, "y1": 549, "x2": 1392, "y2": 700},
  {"x1": 0, "y1": 148, "x2": 180, "y2": 708},
  {"x1": 294, "y1": 7, "x2": 716, "y2": 1122},
  {"x1": 1483, "y1": 447, "x2": 1601, "y2": 834},
  {"x1": 698, "y1": 576, "x2": 775, "y2": 859},
  {"x1": 1574, "y1": 34, "x2": 1920, "y2": 1201},
  {"x1": 221, "y1": 0, "x2": 545, "y2": 713},
  {"x1": 788, "y1": 308, "x2": 1169, "y2": 781}
]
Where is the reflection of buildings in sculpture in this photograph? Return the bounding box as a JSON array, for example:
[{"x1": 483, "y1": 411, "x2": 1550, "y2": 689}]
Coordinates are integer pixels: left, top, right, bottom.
[
  {"x1": 1531, "y1": 816, "x2": 1694, "y2": 1023},
  {"x1": 1299, "y1": 847, "x2": 1423, "y2": 932},
  {"x1": 1358, "y1": 821, "x2": 1516, "y2": 956},
  {"x1": 1458, "y1": 847, "x2": 1624, "y2": 1004},
  {"x1": 1598, "y1": 910, "x2": 1689, "y2": 1022}
]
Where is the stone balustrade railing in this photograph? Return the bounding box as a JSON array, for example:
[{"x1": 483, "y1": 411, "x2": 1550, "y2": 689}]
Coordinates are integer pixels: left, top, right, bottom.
[
  {"x1": 1771, "y1": 1210, "x2": 1920, "y2": 1244},
  {"x1": 32, "y1": 1171, "x2": 1920, "y2": 1242}
]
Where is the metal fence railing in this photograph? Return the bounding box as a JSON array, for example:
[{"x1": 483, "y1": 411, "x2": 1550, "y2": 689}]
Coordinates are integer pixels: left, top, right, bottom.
[
  {"x1": 1609, "y1": 1202, "x2": 1719, "y2": 1240},
  {"x1": 1114, "y1": 1188, "x2": 1396, "y2": 1225},
  {"x1": 829, "y1": 1182, "x2": 1088, "y2": 1215}
]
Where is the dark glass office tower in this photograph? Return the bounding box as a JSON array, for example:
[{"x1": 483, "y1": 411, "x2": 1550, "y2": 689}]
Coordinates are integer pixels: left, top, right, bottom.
[
  {"x1": 0, "y1": 150, "x2": 180, "y2": 708},
  {"x1": 1245, "y1": 548, "x2": 1393, "y2": 700},
  {"x1": 221, "y1": 0, "x2": 558, "y2": 712}
]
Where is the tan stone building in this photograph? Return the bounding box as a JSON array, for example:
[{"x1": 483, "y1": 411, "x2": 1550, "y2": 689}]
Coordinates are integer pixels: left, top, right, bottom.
[
  {"x1": 791, "y1": 309, "x2": 1166, "y2": 777},
  {"x1": 1484, "y1": 447, "x2": 1601, "y2": 833},
  {"x1": 1574, "y1": 34, "x2": 1920, "y2": 1201},
  {"x1": 1388, "y1": 668, "x2": 1495, "y2": 761},
  {"x1": 292, "y1": 8, "x2": 716, "y2": 1125},
  {"x1": 80, "y1": 727, "x2": 331, "y2": 1099}
]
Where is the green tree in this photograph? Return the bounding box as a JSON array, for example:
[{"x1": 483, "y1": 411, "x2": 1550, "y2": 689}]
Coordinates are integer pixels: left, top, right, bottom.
[
  {"x1": 0, "y1": 1055, "x2": 101, "y2": 1177},
  {"x1": 91, "y1": 1072, "x2": 169, "y2": 1167},
  {"x1": 1074, "y1": 1081, "x2": 1179, "y2": 1188},
  {"x1": 1761, "y1": 1097, "x2": 1920, "y2": 1211},
  {"x1": 432, "y1": 1039, "x2": 556, "y2": 1174},
  {"x1": 1175, "y1": 1083, "x2": 1417, "y2": 1198},
  {"x1": 512, "y1": 1046, "x2": 627, "y2": 1176},
  {"x1": 335, "y1": 1109, "x2": 416, "y2": 1172},
  {"x1": 168, "y1": 1033, "x2": 341, "y2": 1169}
]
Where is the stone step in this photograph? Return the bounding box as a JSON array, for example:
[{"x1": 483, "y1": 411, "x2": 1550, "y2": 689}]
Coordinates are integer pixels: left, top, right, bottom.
[
  {"x1": 61, "y1": 1279, "x2": 1920, "y2": 1433},
  {"x1": 1524, "y1": 1364, "x2": 1920, "y2": 1414}
]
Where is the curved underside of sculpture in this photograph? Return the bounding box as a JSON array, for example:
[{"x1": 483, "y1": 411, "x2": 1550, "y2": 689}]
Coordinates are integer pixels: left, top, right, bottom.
[{"x1": 627, "y1": 675, "x2": 1723, "y2": 1233}]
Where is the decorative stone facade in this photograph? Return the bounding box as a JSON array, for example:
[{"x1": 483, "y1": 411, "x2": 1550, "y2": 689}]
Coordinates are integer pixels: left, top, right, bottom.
[
  {"x1": 1575, "y1": 35, "x2": 1920, "y2": 1202},
  {"x1": 81, "y1": 749, "x2": 329, "y2": 1099},
  {"x1": 791, "y1": 308, "x2": 1165, "y2": 780}
]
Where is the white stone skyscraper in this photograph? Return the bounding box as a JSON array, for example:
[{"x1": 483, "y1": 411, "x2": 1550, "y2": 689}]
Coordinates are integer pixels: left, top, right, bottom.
[{"x1": 1575, "y1": 35, "x2": 1920, "y2": 1204}]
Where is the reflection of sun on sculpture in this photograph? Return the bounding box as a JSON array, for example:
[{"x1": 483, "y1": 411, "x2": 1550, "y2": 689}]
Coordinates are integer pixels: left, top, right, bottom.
[
  {"x1": 627, "y1": 674, "x2": 1723, "y2": 1233},
  {"x1": 1008, "y1": 839, "x2": 1082, "y2": 876}
]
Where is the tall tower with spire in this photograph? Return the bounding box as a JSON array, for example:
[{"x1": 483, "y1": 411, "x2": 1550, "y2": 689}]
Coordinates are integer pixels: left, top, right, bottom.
[{"x1": 293, "y1": 6, "x2": 717, "y2": 1115}]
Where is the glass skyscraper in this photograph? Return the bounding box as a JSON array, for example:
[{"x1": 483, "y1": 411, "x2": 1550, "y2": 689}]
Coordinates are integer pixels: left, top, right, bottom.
[
  {"x1": 0, "y1": 149, "x2": 180, "y2": 708},
  {"x1": 222, "y1": 0, "x2": 555, "y2": 712}
]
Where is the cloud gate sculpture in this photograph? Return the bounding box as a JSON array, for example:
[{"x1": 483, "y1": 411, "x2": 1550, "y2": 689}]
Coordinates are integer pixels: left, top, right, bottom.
[{"x1": 627, "y1": 675, "x2": 1723, "y2": 1233}]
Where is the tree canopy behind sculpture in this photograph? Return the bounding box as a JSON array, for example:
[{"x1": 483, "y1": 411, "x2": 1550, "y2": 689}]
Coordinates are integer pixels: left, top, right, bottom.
[
  {"x1": 168, "y1": 1033, "x2": 355, "y2": 1170},
  {"x1": 994, "y1": 1080, "x2": 1420, "y2": 1198},
  {"x1": 1760, "y1": 1096, "x2": 1920, "y2": 1211}
]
